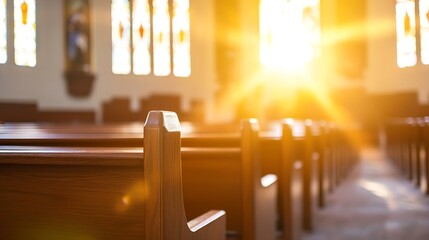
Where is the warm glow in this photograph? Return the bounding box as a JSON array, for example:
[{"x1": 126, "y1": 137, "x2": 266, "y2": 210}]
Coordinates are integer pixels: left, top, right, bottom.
[
  {"x1": 259, "y1": 0, "x2": 320, "y2": 73},
  {"x1": 0, "y1": 0, "x2": 6, "y2": 64},
  {"x1": 116, "y1": 181, "x2": 146, "y2": 213},
  {"x1": 396, "y1": 0, "x2": 417, "y2": 68},
  {"x1": 14, "y1": 0, "x2": 36, "y2": 67},
  {"x1": 112, "y1": 0, "x2": 131, "y2": 74}
]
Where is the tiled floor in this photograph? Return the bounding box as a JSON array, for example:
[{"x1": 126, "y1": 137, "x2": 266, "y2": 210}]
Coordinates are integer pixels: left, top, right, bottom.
[{"x1": 304, "y1": 148, "x2": 429, "y2": 240}]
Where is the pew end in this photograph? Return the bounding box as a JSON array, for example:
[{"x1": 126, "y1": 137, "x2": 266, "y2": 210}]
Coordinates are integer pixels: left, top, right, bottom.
[{"x1": 144, "y1": 111, "x2": 227, "y2": 240}]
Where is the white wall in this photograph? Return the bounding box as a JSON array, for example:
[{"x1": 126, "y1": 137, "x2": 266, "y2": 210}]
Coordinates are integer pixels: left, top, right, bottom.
[{"x1": 0, "y1": 0, "x2": 218, "y2": 121}]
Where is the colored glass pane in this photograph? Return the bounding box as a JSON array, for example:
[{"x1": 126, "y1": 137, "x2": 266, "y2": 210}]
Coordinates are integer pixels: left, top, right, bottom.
[
  {"x1": 132, "y1": 0, "x2": 151, "y2": 75},
  {"x1": 396, "y1": 0, "x2": 417, "y2": 68},
  {"x1": 153, "y1": 0, "x2": 171, "y2": 76},
  {"x1": 172, "y1": 0, "x2": 190, "y2": 77},
  {"x1": 14, "y1": 0, "x2": 36, "y2": 67},
  {"x1": 112, "y1": 0, "x2": 131, "y2": 74}
]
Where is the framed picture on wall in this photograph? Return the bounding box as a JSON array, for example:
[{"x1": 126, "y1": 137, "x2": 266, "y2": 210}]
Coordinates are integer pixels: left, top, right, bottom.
[
  {"x1": 65, "y1": 0, "x2": 91, "y2": 72},
  {"x1": 64, "y1": 0, "x2": 95, "y2": 97}
]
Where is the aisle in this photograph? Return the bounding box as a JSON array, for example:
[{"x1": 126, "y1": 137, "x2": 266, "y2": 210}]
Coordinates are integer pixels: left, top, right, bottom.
[{"x1": 304, "y1": 148, "x2": 429, "y2": 240}]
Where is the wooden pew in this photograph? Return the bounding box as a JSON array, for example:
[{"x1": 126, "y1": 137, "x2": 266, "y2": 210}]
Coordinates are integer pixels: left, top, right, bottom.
[
  {"x1": 161, "y1": 120, "x2": 300, "y2": 240},
  {"x1": 1, "y1": 117, "x2": 360, "y2": 238},
  {"x1": 263, "y1": 119, "x2": 340, "y2": 234},
  {"x1": 166, "y1": 119, "x2": 305, "y2": 240},
  {"x1": 178, "y1": 119, "x2": 278, "y2": 240},
  {"x1": 0, "y1": 118, "x2": 327, "y2": 239},
  {"x1": 0, "y1": 111, "x2": 226, "y2": 240},
  {"x1": 258, "y1": 121, "x2": 304, "y2": 240},
  {"x1": 284, "y1": 121, "x2": 319, "y2": 233},
  {"x1": 385, "y1": 117, "x2": 429, "y2": 194},
  {"x1": 385, "y1": 118, "x2": 416, "y2": 180},
  {"x1": 0, "y1": 117, "x2": 277, "y2": 240}
]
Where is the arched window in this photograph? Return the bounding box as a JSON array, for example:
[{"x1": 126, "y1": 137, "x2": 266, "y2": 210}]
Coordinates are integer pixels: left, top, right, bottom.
[
  {"x1": 111, "y1": 0, "x2": 191, "y2": 77},
  {"x1": 259, "y1": 0, "x2": 320, "y2": 72}
]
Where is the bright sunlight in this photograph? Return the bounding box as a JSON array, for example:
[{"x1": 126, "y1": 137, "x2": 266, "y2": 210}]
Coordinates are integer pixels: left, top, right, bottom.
[{"x1": 260, "y1": 0, "x2": 320, "y2": 73}]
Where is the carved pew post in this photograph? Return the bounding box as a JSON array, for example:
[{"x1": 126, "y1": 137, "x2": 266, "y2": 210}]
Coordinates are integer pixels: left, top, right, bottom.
[
  {"x1": 280, "y1": 121, "x2": 302, "y2": 240},
  {"x1": 241, "y1": 119, "x2": 277, "y2": 240},
  {"x1": 143, "y1": 111, "x2": 226, "y2": 240},
  {"x1": 302, "y1": 122, "x2": 315, "y2": 232}
]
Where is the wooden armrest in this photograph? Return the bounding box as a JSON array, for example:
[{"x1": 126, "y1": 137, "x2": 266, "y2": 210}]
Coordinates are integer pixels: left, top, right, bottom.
[{"x1": 188, "y1": 210, "x2": 226, "y2": 232}]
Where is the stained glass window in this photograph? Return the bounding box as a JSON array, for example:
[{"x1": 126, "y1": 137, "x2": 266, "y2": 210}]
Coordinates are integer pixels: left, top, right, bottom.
[
  {"x1": 259, "y1": 0, "x2": 320, "y2": 71},
  {"x1": 396, "y1": 0, "x2": 417, "y2": 68},
  {"x1": 132, "y1": 0, "x2": 151, "y2": 75},
  {"x1": 112, "y1": 0, "x2": 191, "y2": 77},
  {"x1": 172, "y1": 0, "x2": 190, "y2": 77},
  {"x1": 14, "y1": 0, "x2": 36, "y2": 67},
  {"x1": 153, "y1": 0, "x2": 170, "y2": 76},
  {"x1": 0, "y1": 0, "x2": 6, "y2": 64},
  {"x1": 112, "y1": 0, "x2": 131, "y2": 74},
  {"x1": 420, "y1": 0, "x2": 429, "y2": 64}
]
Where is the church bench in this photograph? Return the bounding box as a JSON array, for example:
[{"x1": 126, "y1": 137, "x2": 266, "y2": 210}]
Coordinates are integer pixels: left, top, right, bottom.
[
  {"x1": 0, "y1": 118, "x2": 278, "y2": 240},
  {"x1": 182, "y1": 120, "x2": 329, "y2": 237},
  {"x1": 260, "y1": 120, "x2": 322, "y2": 235},
  {"x1": 0, "y1": 119, "x2": 324, "y2": 239},
  {"x1": 257, "y1": 121, "x2": 304, "y2": 240},
  {"x1": 0, "y1": 118, "x2": 357, "y2": 238},
  {"x1": 385, "y1": 117, "x2": 429, "y2": 194},
  {"x1": 176, "y1": 120, "x2": 279, "y2": 240},
  {"x1": 262, "y1": 120, "x2": 359, "y2": 234},
  {"x1": 0, "y1": 111, "x2": 226, "y2": 240}
]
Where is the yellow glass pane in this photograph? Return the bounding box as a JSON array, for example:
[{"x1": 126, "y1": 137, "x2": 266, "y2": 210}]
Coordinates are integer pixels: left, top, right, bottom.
[
  {"x1": 172, "y1": 0, "x2": 190, "y2": 77},
  {"x1": 153, "y1": 0, "x2": 171, "y2": 76},
  {"x1": 420, "y1": 0, "x2": 429, "y2": 64},
  {"x1": 396, "y1": 0, "x2": 417, "y2": 68},
  {"x1": 14, "y1": 0, "x2": 36, "y2": 67},
  {"x1": 0, "y1": 0, "x2": 6, "y2": 64},
  {"x1": 132, "y1": 0, "x2": 151, "y2": 75},
  {"x1": 112, "y1": 0, "x2": 131, "y2": 74}
]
